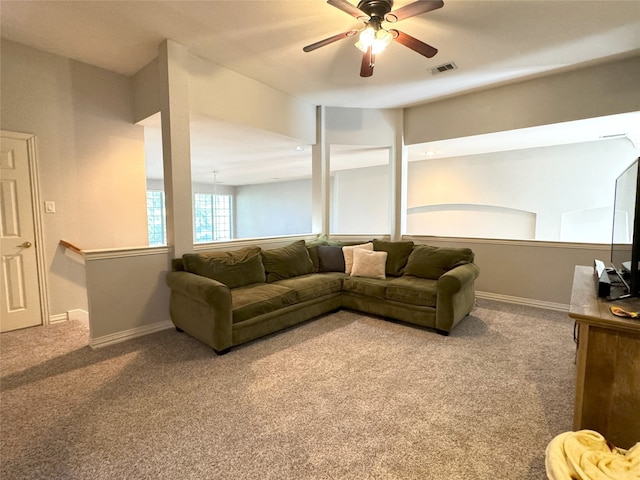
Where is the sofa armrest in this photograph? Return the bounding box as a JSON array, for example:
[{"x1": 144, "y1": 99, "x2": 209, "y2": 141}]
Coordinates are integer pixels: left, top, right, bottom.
[
  {"x1": 438, "y1": 263, "x2": 480, "y2": 295},
  {"x1": 166, "y1": 271, "x2": 231, "y2": 307},
  {"x1": 166, "y1": 271, "x2": 233, "y2": 352},
  {"x1": 436, "y1": 263, "x2": 480, "y2": 333}
]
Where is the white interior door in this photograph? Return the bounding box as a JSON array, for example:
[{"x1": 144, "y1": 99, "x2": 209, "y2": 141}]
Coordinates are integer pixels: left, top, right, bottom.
[{"x1": 1, "y1": 133, "x2": 43, "y2": 332}]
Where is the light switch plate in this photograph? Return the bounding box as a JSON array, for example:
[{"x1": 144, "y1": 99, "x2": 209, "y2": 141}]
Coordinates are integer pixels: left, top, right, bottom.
[{"x1": 45, "y1": 201, "x2": 56, "y2": 213}]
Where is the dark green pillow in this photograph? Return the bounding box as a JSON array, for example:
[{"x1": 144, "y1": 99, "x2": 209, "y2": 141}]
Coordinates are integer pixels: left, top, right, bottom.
[
  {"x1": 171, "y1": 258, "x2": 185, "y2": 272},
  {"x1": 372, "y1": 239, "x2": 414, "y2": 277},
  {"x1": 404, "y1": 245, "x2": 474, "y2": 280},
  {"x1": 262, "y1": 240, "x2": 314, "y2": 282},
  {"x1": 306, "y1": 235, "x2": 329, "y2": 273},
  {"x1": 317, "y1": 245, "x2": 345, "y2": 272},
  {"x1": 183, "y1": 246, "x2": 265, "y2": 288}
]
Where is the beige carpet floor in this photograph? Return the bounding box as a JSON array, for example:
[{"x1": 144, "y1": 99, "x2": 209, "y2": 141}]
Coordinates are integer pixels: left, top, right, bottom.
[{"x1": 0, "y1": 300, "x2": 575, "y2": 479}]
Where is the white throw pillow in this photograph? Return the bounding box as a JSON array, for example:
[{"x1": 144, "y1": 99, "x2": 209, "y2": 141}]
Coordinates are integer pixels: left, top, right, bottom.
[
  {"x1": 350, "y1": 249, "x2": 387, "y2": 279},
  {"x1": 342, "y1": 242, "x2": 374, "y2": 274}
]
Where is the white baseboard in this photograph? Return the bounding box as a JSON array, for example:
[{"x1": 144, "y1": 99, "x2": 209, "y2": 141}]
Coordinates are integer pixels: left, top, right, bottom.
[
  {"x1": 89, "y1": 320, "x2": 174, "y2": 349},
  {"x1": 49, "y1": 313, "x2": 68, "y2": 324},
  {"x1": 476, "y1": 291, "x2": 569, "y2": 312},
  {"x1": 50, "y1": 309, "x2": 90, "y2": 325}
]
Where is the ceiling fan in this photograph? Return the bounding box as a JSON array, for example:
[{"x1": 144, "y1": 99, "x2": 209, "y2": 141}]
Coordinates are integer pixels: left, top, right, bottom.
[{"x1": 303, "y1": 0, "x2": 444, "y2": 77}]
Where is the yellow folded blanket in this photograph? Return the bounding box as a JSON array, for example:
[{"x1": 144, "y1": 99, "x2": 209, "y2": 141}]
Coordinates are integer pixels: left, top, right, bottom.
[{"x1": 546, "y1": 430, "x2": 640, "y2": 480}]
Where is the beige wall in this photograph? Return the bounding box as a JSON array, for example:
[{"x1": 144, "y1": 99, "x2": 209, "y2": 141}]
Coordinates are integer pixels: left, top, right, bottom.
[
  {"x1": 406, "y1": 236, "x2": 609, "y2": 308},
  {"x1": 132, "y1": 58, "x2": 160, "y2": 123},
  {"x1": 325, "y1": 107, "x2": 399, "y2": 146},
  {"x1": 85, "y1": 248, "x2": 172, "y2": 344},
  {"x1": 0, "y1": 39, "x2": 148, "y2": 318},
  {"x1": 187, "y1": 53, "x2": 317, "y2": 145},
  {"x1": 404, "y1": 55, "x2": 640, "y2": 145},
  {"x1": 133, "y1": 50, "x2": 317, "y2": 143}
]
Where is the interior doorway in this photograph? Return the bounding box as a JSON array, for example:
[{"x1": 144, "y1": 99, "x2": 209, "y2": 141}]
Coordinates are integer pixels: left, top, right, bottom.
[{"x1": 0, "y1": 131, "x2": 49, "y2": 332}]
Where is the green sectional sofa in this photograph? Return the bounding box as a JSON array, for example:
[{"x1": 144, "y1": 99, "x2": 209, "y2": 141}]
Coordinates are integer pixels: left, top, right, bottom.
[{"x1": 166, "y1": 238, "x2": 480, "y2": 354}]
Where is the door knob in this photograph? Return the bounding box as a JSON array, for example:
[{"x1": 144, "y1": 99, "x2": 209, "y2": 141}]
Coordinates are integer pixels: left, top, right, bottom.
[{"x1": 19, "y1": 241, "x2": 32, "y2": 248}]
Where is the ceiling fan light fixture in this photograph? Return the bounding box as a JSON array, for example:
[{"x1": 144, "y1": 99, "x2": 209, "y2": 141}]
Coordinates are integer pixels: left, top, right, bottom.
[
  {"x1": 355, "y1": 26, "x2": 393, "y2": 54},
  {"x1": 305, "y1": 0, "x2": 444, "y2": 77},
  {"x1": 355, "y1": 26, "x2": 375, "y2": 52}
]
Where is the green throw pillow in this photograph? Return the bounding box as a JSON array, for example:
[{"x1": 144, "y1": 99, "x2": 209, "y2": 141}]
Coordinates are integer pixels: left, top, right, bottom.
[
  {"x1": 262, "y1": 240, "x2": 314, "y2": 282},
  {"x1": 404, "y1": 245, "x2": 474, "y2": 280},
  {"x1": 372, "y1": 239, "x2": 414, "y2": 276},
  {"x1": 182, "y1": 246, "x2": 265, "y2": 288},
  {"x1": 306, "y1": 235, "x2": 329, "y2": 273}
]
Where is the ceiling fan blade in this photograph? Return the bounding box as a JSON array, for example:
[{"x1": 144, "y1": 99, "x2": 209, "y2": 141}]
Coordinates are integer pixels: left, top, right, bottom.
[
  {"x1": 360, "y1": 46, "x2": 374, "y2": 77},
  {"x1": 327, "y1": 0, "x2": 368, "y2": 20},
  {"x1": 385, "y1": 0, "x2": 444, "y2": 23},
  {"x1": 390, "y1": 30, "x2": 438, "y2": 58},
  {"x1": 303, "y1": 30, "x2": 358, "y2": 52}
]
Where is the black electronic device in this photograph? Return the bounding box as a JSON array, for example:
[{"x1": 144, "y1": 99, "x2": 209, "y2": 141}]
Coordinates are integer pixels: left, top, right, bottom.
[
  {"x1": 593, "y1": 259, "x2": 611, "y2": 298},
  {"x1": 610, "y1": 157, "x2": 640, "y2": 300}
]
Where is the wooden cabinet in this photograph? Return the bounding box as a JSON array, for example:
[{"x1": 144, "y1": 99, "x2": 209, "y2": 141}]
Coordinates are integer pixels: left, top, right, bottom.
[{"x1": 569, "y1": 265, "x2": 640, "y2": 449}]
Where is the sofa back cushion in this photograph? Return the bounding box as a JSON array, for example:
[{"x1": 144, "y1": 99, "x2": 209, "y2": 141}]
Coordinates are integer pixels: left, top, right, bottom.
[
  {"x1": 182, "y1": 246, "x2": 265, "y2": 288},
  {"x1": 372, "y1": 239, "x2": 414, "y2": 277},
  {"x1": 262, "y1": 240, "x2": 314, "y2": 282},
  {"x1": 305, "y1": 235, "x2": 329, "y2": 273},
  {"x1": 317, "y1": 245, "x2": 345, "y2": 272},
  {"x1": 404, "y1": 245, "x2": 475, "y2": 280},
  {"x1": 171, "y1": 258, "x2": 186, "y2": 272}
]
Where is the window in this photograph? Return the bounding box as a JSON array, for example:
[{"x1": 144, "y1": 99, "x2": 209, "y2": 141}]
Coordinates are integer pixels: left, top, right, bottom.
[
  {"x1": 146, "y1": 190, "x2": 166, "y2": 246},
  {"x1": 330, "y1": 145, "x2": 390, "y2": 235},
  {"x1": 405, "y1": 138, "x2": 637, "y2": 242},
  {"x1": 234, "y1": 179, "x2": 312, "y2": 238},
  {"x1": 194, "y1": 193, "x2": 232, "y2": 242}
]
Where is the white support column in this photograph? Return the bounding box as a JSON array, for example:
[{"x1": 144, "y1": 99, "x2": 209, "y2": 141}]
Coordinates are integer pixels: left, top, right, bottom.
[
  {"x1": 390, "y1": 108, "x2": 407, "y2": 241},
  {"x1": 158, "y1": 40, "x2": 193, "y2": 256},
  {"x1": 312, "y1": 105, "x2": 330, "y2": 235}
]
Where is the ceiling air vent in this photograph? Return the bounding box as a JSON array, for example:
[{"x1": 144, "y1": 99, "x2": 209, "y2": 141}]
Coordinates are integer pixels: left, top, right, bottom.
[{"x1": 430, "y1": 62, "x2": 458, "y2": 75}]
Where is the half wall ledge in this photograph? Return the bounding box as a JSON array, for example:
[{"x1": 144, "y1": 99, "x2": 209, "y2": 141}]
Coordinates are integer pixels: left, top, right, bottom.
[{"x1": 59, "y1": 239, "x2": 84, "y2": 264}]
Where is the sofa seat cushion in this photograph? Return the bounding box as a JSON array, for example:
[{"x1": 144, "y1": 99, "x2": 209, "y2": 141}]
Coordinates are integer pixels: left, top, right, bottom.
[
  {"x1": 231, "y1": 284, "x2": 298, "y2": 324},
  {"x1": 274, "y1": 273, "x2": 345, "y2": 303},
  {"x1": 342, "y1": 276, "x2": 387, "y2": 300},
  {"x1": 385, "y1": 276, "x2": 438, "y2": 307}
]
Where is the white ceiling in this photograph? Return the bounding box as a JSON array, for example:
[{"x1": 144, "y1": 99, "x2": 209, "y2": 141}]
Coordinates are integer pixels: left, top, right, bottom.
[{"x1": 2, "y1": 0, "x2": 640, "y2": 184}]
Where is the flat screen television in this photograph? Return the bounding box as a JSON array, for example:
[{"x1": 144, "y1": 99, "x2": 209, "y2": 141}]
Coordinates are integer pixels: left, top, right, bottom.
[{"x1": 610, "y1": 157, "x2": 640, "y2": 299}]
